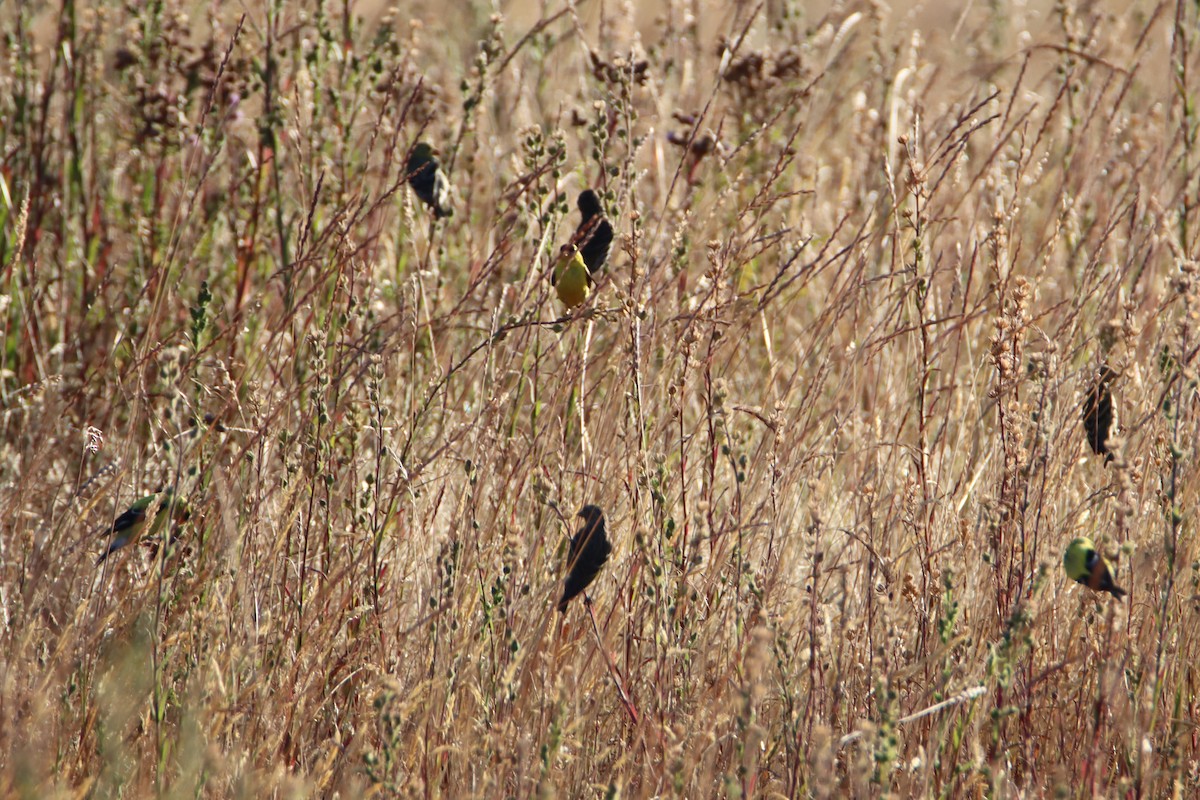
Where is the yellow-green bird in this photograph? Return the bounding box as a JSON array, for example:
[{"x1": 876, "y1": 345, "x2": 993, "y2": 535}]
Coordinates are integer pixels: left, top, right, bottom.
[
  {"x1": 552, "y1": 244, "x2": 591, "y2": 308},
  {"x1": 1063, "y1": 536, "x2": 1126, "y2": 599},
  {"x1": 96, "y1": 490, "x2": 190, "y2": 564}
]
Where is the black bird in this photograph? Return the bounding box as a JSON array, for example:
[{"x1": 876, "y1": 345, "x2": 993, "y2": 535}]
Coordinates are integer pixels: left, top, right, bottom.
[
  {"x1": 406, "y1": 142, "x2": 453, "y2": 219},
  {"x1": 558, "y1": 504, "x2": 612, "y2": 613},
  {"x1": 1082, "y1": 365, "x2": 1116, "y2": 462},
  {"x1": 571, "y1": 190, "x2": 613, "y2": 275}
]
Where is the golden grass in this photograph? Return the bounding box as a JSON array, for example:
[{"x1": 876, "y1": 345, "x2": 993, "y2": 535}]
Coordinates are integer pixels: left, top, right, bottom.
[{"x1": 2, "y1": 0, "x2": 1199, "y2": 796}]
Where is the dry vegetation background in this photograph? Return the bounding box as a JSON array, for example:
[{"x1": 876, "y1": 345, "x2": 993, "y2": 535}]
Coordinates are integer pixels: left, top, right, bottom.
[{"x1": 2, "y1": 0, "x2": 1200, "y2": 796}]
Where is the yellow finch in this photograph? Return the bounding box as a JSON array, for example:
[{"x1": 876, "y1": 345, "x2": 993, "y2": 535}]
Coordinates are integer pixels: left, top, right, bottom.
[
  {"x1": 1063, "y1": 536, "x2": 1126, "y2": 599},
  {"x1": 552, "y1": 245, "x2": 591, "y2": 308},
  {"x1": 97, "y1": 490, "x2": 190, "y2": 564}
]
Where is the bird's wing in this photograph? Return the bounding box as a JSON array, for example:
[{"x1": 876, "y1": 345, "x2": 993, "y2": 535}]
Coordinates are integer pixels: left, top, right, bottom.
[{"x1": 107, "y1": 505, "x2": 148, "y2": 535}]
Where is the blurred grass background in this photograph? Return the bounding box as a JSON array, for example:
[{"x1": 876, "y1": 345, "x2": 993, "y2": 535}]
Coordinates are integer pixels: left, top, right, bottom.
[{"x1": 2, "y1": 0, "x2": 1199, "y2": 796}]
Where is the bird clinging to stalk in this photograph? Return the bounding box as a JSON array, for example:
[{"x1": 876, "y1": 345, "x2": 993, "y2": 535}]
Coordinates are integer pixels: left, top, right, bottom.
[
  {"x1": 552, "y1": 245, "x2": 591, "y2": 308},
  {"x1": 572, "y1": 189, "x2": 613, "y2": 275},
  {"x1": 558, "y1": 504, "x2": 613, "y2": 613},
  {"x1": 406, "y1": 142, "x2": 453, "y2": 219},
  {"x1": 1082, "y1": 365, "x2": 1116, "y2": 462},
  {"x1": 550, "y1": 190, "x2": 613, "y2": 308},
  {"x1": 1063, "y1": 536, "x2": 1127, "y2": 599},
  {"x1": 96, "y1": 490, "x2": 190, "y2": 564}
]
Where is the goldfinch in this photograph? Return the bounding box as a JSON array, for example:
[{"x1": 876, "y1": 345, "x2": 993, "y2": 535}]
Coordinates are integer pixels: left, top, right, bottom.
[
  {"x1": 1063, "y1": 536, "x2": 1126, "y2": 599},
  {"x1": 97, "y1": 490, "x2": 190, "y2": 564},
  {"x1": 406, "y1": 142, "x2": 453, "y2": 219},
  {"x1": 558, "y1": 505, "x2": 613, "y2": 613},
  {"x1": 552, "y1": 245, "x2": 591, "y2": 308}
]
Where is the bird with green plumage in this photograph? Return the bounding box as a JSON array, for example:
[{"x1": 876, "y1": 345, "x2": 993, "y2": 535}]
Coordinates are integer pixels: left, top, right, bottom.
[
  {"x1": 552, "y1": 245, "x2": 591, "y2": 308},
  {"x1": 1063, "y1": 536, "x2": 1126, "y2": 599},
  {"x1": 96, "y1": 489, "x2": 190, "y2": 564},
  {"x1": 550, "y1": 189, "x2": 613, "y2": 308}
]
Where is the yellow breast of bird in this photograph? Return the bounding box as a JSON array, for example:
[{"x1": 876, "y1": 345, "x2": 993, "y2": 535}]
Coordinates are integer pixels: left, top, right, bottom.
[{"x1": 555, "y1": 251, "x2": 591, "y2": 308}]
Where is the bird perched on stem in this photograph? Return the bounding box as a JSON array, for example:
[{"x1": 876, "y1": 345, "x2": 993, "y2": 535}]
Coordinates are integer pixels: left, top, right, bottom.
[
  {"x1": 552, "y1": 245, "x2": 591, "y2": 308},
  {"x1": 1063, "y1": 536, "x2": 1126, "y2": 599},
  {"x1": 1082, "y1": 365, "x2": 1116, "y2": 462},
  {"x1": 406, "y1": 142, "x2": 453, "y2": 219},
  {"x1": 551, "y1": 190, "x2": 613, "y2": 308},
  {"x1": 559, "y1": 505, "x2": 612, "y2": 613},
  {"x1": 96, "y1": 490, "x2": 190, "y2": 564},
  {"x1": 571, "y1": 189, "x2": 613, "y2": 275}
]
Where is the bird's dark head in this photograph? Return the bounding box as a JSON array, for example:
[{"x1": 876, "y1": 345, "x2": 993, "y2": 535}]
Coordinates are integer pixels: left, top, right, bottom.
[
  {"x1": 577, "y1": 189, "x2": 603, "y2": 218},
  {"x1": 408, "y1": 142, "x2": 438, "y2": 171},
  {"x1": 577, "y1": 504, "x2": 605, "y2": 527}
]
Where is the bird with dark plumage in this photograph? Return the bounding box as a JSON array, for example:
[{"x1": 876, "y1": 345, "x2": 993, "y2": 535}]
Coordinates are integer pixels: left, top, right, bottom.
[
  {"x1": 558, "y1": 504, "x2": 612, "y2": 613},
  {"x1": 96, "y1": 490, "x2": 190, "y2": 564},
  {"x1": 406, "y1": 142, "x2": 453, "y2": 219},
  {"x1": 1063, "y1": 536, "x2": 1127, "y2": 599},
  {"x1": 1082, "y1": 366, "x2": 1116, "y2": 461},
  {"x1": 550, "y1": 190, "x2": 613, "y2": 308},
  {"x1": 572, "y1": 189, "x2": 613, "y2": 275}
]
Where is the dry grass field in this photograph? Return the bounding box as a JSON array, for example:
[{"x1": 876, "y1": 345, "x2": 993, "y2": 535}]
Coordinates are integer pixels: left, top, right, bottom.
[{"x1": 3, "y1": 0, "x2": 1200, "y2": 796}]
